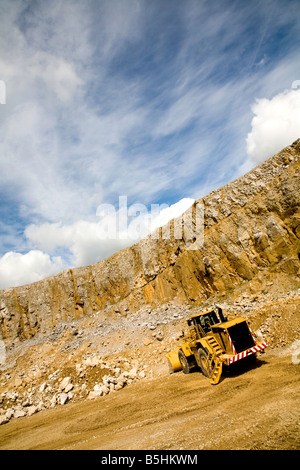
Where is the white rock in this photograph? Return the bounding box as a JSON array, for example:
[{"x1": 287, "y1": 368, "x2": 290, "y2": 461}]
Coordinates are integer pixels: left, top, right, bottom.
[
  {"x1": 37, "y1": 402, "x2": 45, "y2": 412},
  {"x1": 27, "y1": 405, "x2": 38, "y2": 416},
  {"x1": 117, "y1": 374, "x2": 127, "y2": 385},
  {"x1": 64, "y1": 383, "x2": 74, "y2": 393},
  {"x1": 87, "y1": 390, "x2": 101, "y2": 400},
  {"x1": 5, "y1": 409, "x2": 14, "y2": 420},
  {"x1": 156, "y1": 331, "x2": 164, "y2": 341},
  {"x1": 115, "y1": 381, "x2": 124, "y2": 391},
  {"x1": 14, "y1": 409, "x2": 26, "y2": 419},
  {"x1": 59, "y1": 377, "x2": 72, "y2": 391},
  {"x1": 0, "y1": 415, "x2": 8, "y2": 425},
  {"x1": 60, "y1": 393, "x2": 69, "y2": 405},
  {"x1": 22, "y1": 397, "x2": 32, "y2": 407},
  {"x1": 6, "y1": 391, "x2": 17, "y2": 401},
  {"x1": 101, "y1": 385, "x2": 109, "y2": 395},
  {"x1": 84, "y1": 356, "x2": 101, "y2": 367},
  {"x1": 50, "y1": 395, "x2": 57, "y2": 407},
  {"x1": 128, "y1": 367, "x2": 138, "y2": 379}
]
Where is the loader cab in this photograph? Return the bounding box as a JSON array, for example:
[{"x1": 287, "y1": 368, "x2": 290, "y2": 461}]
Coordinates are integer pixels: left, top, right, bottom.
[{"x1": 187, "y1": 308, "x2": 226, "y2": 336}]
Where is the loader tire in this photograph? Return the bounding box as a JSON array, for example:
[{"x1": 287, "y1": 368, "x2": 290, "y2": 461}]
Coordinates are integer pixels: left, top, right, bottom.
[
  {"x1": 178, "y1": 349, "x2": 193, "y2": 374},
  {"x1": 198, "y1": 348, "x2": 210, "y2": 377}
]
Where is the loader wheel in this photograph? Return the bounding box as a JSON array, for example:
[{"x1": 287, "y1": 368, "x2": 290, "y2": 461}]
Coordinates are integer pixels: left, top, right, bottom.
[
  {"x1": 198, "y1": 349, "x2": 210, "y2": 377},
  {"x1": 178, "y1": 349, "x2": 193, "y2": 374}
]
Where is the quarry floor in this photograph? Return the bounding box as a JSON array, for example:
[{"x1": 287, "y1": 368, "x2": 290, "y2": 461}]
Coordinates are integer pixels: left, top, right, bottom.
[{"x1": 0, "y1": 350, "x2": 299, "y2": 450}]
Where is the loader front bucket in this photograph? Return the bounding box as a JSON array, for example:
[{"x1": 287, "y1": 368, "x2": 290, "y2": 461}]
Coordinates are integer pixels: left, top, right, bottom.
[{"x1": 166, "y1": 348, "x2": 182, "y2": 373}]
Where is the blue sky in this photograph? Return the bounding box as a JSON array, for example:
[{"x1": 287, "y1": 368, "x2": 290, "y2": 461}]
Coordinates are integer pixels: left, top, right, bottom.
[{"x1": 0, "y1": 0, "x2": 300, "y2": 288}]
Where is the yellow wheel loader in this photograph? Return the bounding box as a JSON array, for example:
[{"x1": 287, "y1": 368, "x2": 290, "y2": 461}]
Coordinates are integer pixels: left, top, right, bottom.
[{"x1": 166, "y1": 307, "x2": 267, "y2": 385}]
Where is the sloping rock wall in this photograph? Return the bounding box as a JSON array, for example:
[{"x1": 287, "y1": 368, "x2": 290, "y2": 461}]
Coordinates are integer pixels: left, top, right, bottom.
[{"x1": 0, "y1": 140, "x2": 299, "y2": 347}]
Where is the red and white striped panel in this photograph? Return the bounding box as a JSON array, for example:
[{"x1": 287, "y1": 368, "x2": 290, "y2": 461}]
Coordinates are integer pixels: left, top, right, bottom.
[
  {"x1": 226, "y1": 342, "x2": 267, "y2": 365},
  {"x1": 227, "y1": 333, "x2": 236, "y2": 355}
]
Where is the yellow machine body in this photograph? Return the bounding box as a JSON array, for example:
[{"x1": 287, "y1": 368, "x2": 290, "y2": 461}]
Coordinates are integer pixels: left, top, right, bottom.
[{"x1": 166, "y1": 307, "x2": 267, "y2": 384}]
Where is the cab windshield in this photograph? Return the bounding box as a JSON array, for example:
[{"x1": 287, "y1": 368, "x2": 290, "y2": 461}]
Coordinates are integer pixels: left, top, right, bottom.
[{"x1": 192, "y1": 310, "x2": 220, "y2": 333}]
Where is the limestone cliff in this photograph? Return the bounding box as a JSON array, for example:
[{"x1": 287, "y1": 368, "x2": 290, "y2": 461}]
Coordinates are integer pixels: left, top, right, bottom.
[{"x1": 0, "y1": 140, "x2": 299, "y2": 347}]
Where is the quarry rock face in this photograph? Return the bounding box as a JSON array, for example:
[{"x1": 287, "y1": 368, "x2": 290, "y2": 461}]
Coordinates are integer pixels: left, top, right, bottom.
[{"x1": 0, "y1": 139, "x2": 299, "y2": 348}]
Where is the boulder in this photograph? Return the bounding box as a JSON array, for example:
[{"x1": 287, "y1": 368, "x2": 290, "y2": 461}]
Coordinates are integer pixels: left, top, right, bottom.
[
  {"x1": 59, "y1": 377, "x2": 72, "y2": 392},
  {"x1": 60, "y1": 393, "x2": 69, "y2": 405}
]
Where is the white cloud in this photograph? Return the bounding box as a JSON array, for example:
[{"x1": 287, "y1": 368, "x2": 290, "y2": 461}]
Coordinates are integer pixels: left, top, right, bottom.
[
  {"x1": 246, "y1": 88, "x2": 300, "y2": 163},
  {"x1": 29, "y1": 51, "x2": 84, "y2": 103},
  {"x1": 153, "y1": 89, "x2": 203, "y2": 137},
  {"x1": 0, "y1": 250, "x2": 64, "y2": 289},
  {"x1": 25, "y1": 220, "x2": 128, "y2": 268},
  {"x1": 0, "y1": 1, "x2": 95, "y2": 224}
]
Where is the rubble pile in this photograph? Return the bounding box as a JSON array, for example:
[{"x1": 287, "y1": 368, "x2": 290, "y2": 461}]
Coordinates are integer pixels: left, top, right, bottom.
[{"x1": 0, "y1": 353, "x2": 148, "y2": 425}]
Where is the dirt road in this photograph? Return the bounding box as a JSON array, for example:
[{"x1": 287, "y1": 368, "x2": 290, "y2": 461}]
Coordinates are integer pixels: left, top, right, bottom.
[{"x1": 0, "y1": 351, "x2": 299, "y2": 450}]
